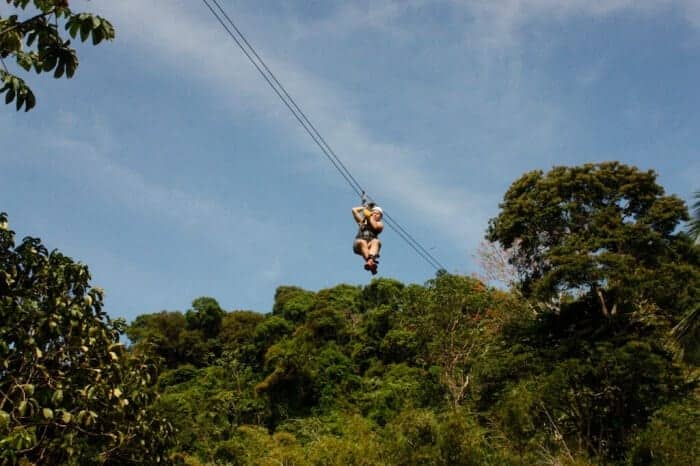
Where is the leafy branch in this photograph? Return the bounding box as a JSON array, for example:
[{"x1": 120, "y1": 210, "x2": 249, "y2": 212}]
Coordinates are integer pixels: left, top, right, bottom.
[{"x1": 0, "y1": 0, "x2": 115, "y2": 111}]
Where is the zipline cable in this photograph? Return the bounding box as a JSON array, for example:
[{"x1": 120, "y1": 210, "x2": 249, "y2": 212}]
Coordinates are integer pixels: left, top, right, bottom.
[
  {"x1": 202, "y1": 0, "x2": 446, "y2": 271},
  {"x1": 384, "y1": 213, "x2": 445, "y2": 270},
  {"x1": 200, "y1": 0, "x2": 361, "y2": 196},
  {"x1": 357, "y1": 190, "x2": 445, "y2": 270},
  {"x1": 200, "y1": 0, "x2": 446, "y2": 271},
  {"x1": 209, "y1": 0, "x2": 366, "y2": 198},
  {"x1": 384, "y1": 218, "x2": 444, "y2": 270}
]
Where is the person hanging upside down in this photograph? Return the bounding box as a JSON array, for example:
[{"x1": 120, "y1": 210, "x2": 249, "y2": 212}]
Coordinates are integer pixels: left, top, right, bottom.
[{"x1": 352, "y1": 204, "x2": 384, "y2": 274}]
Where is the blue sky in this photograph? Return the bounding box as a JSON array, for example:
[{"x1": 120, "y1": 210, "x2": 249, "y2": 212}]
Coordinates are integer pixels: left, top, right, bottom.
[{"x1": 2, "y1": 0, "x2": 699, "y2": 321}]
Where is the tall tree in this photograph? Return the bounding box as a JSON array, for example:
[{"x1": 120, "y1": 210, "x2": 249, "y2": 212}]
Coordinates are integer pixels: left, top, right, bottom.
[
  {"x1": 484, "y1": 163, "x2": 699, "y2": 460},
  {"x1": 0, "y1": 0, "x2": 114, "y2": 111},
  {"x1": 0, "y1": 213, "x2": 174, "y2": 464},
  {"x1": 487, "y1": 162, "x2": 698, "y2": 318}
]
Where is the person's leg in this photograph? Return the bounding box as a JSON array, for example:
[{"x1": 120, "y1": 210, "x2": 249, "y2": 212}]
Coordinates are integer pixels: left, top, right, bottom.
[
  {"x1": 354, "y1": 240, "x2": 370, "y2": 260},
  {"x1": 368, "y1": 239, "x2": 381, "y2": 258},
  {"x1": 367, "y1": 240, "x2": 381, "y2": 273}
]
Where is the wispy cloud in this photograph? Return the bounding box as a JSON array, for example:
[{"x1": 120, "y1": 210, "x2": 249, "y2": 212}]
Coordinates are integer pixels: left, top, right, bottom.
[
  {"x1": 67, "y1": 0, "x2": 697, "y2": 261},
  {"x1": 457, "y1": 0, "x2": 700, "y2": 49},
  {"x1": 271, "y1": 0, "x2": 700, "y2": 47},
  {"x1": 23, "y1": 121, "x2": 277, "y2": 258},
  {"x1": 74, "y1": 0, "x2": 496, "y2": 249}
]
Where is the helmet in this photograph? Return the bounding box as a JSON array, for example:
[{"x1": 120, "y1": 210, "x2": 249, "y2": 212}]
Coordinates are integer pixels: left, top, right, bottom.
[{"x1": 371, "y1": 206, "x2": 383, "y2": 216}]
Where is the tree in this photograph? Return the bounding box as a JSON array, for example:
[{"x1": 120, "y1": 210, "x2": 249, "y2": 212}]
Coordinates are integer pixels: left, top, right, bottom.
[
  {"x1": 689, "y1": 190, "x2": 700, "y2": 241},
  {"x1": 0, "y1": 0, "x2": 114, "y2": 111},
  {"x1": 484, "y1": 164, "x2": 699, "y2": 460},
  {"x1": 0, "y1": 213, "x2": 174, "y2": 464},
  {"x1": 126, "y1": 311, "x2": 187, "y2": 368},
  {"x1": 487, "y1": 162, "x2": 698, "y2": 318},
  {"x1": 219, "y1": 310, "x2": 264, "y2": 353},
  {"x1": 272, "y1": 286, "x2": 314, "y2": 323},
  {"x1": 185, "y1": 296, "x2": 225, "y2": 339},
  {"x1": 400, "y1": 273, "x2": 513, "y2": 409}
]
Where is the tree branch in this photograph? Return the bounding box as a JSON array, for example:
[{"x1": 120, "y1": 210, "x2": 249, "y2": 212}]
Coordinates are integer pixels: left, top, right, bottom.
[{"x1": 0, "y1": 9, "x2": 57, "y2": 38}]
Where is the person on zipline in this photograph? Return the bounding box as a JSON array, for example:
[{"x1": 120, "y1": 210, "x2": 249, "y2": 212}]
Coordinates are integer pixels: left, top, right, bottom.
[{"x1": 352, "y1": 204, "x2": 384, "y2": 274}]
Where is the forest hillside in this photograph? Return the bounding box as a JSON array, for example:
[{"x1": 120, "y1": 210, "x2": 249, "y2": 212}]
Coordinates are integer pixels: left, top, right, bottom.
[{"x1": 1, "y1": 162, "x2": 699, "y2": 465}]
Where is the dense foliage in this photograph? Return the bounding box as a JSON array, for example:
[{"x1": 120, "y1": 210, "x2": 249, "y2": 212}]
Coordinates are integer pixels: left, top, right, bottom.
[
  {"x1": 0, "y1": 213, "x2": 173, "y2": 465},
  {"x1": 1, "y1": 162, "x2": 698, "y2": 465}
]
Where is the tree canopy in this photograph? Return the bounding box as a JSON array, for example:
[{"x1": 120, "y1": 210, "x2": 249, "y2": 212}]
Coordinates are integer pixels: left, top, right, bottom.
[
  {"x1": 2, "y1": 162, "x2": 698, "y2": 465},
  {"x1": 487, "y1": 162, "x2": 698, "y2": 319},
  {"x1": 0, "y1": 213, "x2": 173, "y2": 465}
]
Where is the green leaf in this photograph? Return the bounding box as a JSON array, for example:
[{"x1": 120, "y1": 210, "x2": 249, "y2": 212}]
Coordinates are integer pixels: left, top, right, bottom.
[
  {"x1": 42, "y1": 54, "x2": 57, "y2": 72},
  {"x1": 92, "y1": 27, "x2": 104, "y2": 45},
  {"x1": 0, "y1": 31, "x2": 23, "y2": 54},
  {"x1": 80, "y1": 20, "x2": 91, "y2": 42},
  {"x1": 5, "y1": 88, "x2": 15, "y2": 104},
  {"x1": 42, "y1": 408, "x2": 54, "y2": 420},
  {"x1": 16, "y1": 51, "x2": 34, "y2": 71},
  {"x1": 27, "y1": 31, "x2": 38, "y2": 47},
  {"x1": 103, "y1": 21, "x2": 116, "y2": 40},
  {"x1": 25, "y1": 90, "x2": 35, "y2": 111},
  {"x1": 54, "y1": 61, "x2": 65, "y2": 79},
  {"x1": 67, "y1": 20, "x2": 80, "y2": 39},
  {"x1": 17, "y1": 400, "x2": 27, "y2": 417}
]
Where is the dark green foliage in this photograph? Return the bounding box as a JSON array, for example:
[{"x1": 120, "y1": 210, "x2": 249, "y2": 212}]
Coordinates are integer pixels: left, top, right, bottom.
[
  {"x1": 361, "y1": 278, "x2": 405, "y2": 310},
  {"x1": 436, "y1": 409, "x2": 493, "y2": 466},
  {"x1": 5, "y1": 163, "x2": 694, "y2": 465},
  {"x1": 272, "y1": 286, "x2": 315, "y2": 323},
  {"x1": 127, "y1": 311, "x2": 187, "y2": 367},
  {"x1": 358, "y1": 364, "x2": 442, "y2": 425},
  {"x1": 487, "y1": 162, "x2": 698, "y2": 316},
  {"x1": 249, "y1": 315, "x2": 293, "y2": 367},
  {"x1": 379, "y1": 328, "x2": 420, "y2": 363},
  {"x1": 1, "y1": 1, "x2": 115, "y2": 111},
  {"x1": 136, "y1": 249, "x2": 696, "y2": 464},
  {"x1": 627, "y1": 394, "x2": 700, "y2": 465},
  {"x1": 384, "y1": 409, "x2": 441, "y2": 465},
  {"x1": 481, "y1": 163, "x2": 700, "y2": 462},
  {"x1": 186, "y1": 297, "x2": 225, "y2": 338},
  {"x1": 219, "y1": 310, "x2": 265, "y2": 366}
]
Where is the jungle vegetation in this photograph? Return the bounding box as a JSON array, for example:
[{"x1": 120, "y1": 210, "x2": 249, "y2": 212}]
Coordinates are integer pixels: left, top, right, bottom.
[{"x1": 1, "y1": 162, "x2": 699, "y2": 465}]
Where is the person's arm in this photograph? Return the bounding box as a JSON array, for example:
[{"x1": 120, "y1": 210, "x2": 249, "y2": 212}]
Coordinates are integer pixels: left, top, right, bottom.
[
  {"x1": 369, "y1": 217, "x2": 384, "y2": 233},
  {"x1": 352, "y1": 206, "x2": 367, "y2": 224}
]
